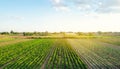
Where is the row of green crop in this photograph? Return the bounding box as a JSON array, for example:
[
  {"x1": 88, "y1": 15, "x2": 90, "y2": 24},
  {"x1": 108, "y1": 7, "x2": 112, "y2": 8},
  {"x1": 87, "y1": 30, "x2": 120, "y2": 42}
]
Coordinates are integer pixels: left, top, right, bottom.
[
  {"x1": 68, "y1": 39, "x2": 120, "y2": 69},
  {"x1": 0, "y1": 39, "x2": 38, "y2": 67},
  {"x1": 45, "y1": 39, "x2": 87, "y2": 69},
  {"x1": 0, "y1": 39, "x2": 55, "y2": 69}
]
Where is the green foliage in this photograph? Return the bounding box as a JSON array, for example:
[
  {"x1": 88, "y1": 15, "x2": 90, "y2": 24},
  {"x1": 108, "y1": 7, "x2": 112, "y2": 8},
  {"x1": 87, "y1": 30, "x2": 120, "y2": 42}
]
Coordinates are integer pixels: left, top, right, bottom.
[
  {"x1": 0, "y1": 32, "x2": 9, "y2": 35},
  {"x1": 1, "y1": 37, "x2": 119, "y2": 69},
  {"x1": 46, "y1": 39, "x2": 87, "y2": 69},
  {"x1": 0, "y1": 39, "x2": 87, "y2": 69},
  {"x1": 0, "y1": 39, "x2": 55, "y2": 69}
]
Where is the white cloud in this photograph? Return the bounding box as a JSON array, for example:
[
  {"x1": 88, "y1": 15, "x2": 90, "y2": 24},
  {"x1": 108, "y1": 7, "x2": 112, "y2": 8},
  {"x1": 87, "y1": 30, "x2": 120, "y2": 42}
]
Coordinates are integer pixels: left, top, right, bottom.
[
  {"x1": 77, "y1": 0, "x2": 120, "y2": 13},
  {"x1": 50, "y1": 0, "x2": 120, "y2": 13},
  {"x1": 77, "y1": 4, "x2": 91, "y2": 12},
  {"x1": 51, "y1": 0, "x2": 63, "y2": 6},
  {"x1": 52, "y1": 0, "x2": 61, "y2": 4},
  {"x1": 51, "y1": 0, "x2": 70, "y2": 12},
  {"x1": 54, "y1": 5, "x2": 70, "y2": 12}
]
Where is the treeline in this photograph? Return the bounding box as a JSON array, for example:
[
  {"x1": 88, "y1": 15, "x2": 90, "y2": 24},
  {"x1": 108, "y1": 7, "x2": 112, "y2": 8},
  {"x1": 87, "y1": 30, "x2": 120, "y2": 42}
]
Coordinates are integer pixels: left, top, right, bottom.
[
  {"x1": 0, "y1": 30, "x2": 120, "y2": 36},
  {"x1": 0, "y1": 30, "x2": 49, "y2": 36},
  {"x1": 76, "y1": 32, "x2": 120, "y2": 36}
]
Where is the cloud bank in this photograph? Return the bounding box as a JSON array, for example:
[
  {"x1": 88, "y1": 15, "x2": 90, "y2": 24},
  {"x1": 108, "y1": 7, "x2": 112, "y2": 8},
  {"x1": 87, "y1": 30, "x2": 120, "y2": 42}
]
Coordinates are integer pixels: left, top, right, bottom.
[
  {"x1": 51, "y1": 0, "x2": 120, "y2": 13},
  {"x1": 51, "y1": 0, "x2": 70, "y2": 12}
]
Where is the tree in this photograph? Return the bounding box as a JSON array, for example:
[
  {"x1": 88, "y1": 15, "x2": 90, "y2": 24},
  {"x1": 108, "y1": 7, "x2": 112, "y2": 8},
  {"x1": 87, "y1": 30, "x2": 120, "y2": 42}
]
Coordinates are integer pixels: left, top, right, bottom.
[
  {"x1": 0, "y1": 32, "x2": 9, "y2": 35},
  {"x1": 10, "y1": 30, "x2": 14, "y2": 34},
  {"x1": 23, "y1": 32, "x2": 26, "y2": 36}
]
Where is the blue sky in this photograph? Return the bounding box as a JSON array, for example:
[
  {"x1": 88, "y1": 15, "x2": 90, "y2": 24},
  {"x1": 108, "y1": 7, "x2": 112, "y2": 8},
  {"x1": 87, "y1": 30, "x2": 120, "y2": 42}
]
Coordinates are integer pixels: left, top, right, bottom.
[{"x1": 0, "y1": 0, "x2": 120, "y2": 32}]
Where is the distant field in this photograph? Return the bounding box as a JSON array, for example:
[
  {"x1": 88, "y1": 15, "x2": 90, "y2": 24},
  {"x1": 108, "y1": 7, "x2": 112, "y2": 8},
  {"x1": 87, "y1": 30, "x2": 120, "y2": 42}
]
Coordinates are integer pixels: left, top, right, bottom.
[{"x1": 0, "y1": 36, "x2": 120, "y2": 69}]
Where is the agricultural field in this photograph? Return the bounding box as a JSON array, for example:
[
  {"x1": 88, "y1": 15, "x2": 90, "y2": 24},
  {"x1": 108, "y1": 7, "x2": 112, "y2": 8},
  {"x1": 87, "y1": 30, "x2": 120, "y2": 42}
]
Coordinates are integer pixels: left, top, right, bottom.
[
  {"x1": 0, "y1": 36, "x2": 120, "y2": 69},
  {"x1": 68, "y1": 37, "x2": 120, "y2": 69},
  {"x1": 45, "y1": 39, "x2": 86, "y2": 69}
]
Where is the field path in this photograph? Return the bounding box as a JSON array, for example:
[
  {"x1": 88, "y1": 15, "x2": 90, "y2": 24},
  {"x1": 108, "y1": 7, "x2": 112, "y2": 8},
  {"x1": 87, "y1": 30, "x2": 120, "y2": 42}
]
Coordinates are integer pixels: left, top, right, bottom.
[{"x1": 40, "y1": 40, "x2": 57, "y2": 69}]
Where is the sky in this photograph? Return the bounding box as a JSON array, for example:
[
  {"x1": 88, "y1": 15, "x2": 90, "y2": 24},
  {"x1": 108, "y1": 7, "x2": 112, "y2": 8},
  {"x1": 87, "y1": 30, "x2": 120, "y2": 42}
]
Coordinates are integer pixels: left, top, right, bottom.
[{"x1": 0, "y1": 0, "x2": 120, "y2": 32}]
